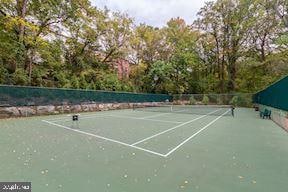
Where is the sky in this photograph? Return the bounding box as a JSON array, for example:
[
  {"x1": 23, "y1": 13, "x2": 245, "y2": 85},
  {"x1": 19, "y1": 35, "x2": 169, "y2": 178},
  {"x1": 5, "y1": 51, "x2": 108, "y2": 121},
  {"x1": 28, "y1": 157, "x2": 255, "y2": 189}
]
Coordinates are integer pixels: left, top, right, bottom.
[{"x1": 91, "y1": 0, "x2": 212, "y2": 27}]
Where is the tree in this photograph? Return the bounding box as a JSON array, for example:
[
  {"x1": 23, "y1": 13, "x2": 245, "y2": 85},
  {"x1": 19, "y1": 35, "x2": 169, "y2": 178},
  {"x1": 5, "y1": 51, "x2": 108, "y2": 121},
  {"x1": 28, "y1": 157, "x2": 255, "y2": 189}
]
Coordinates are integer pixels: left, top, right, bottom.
[
  {"x1": 148, "y1": 61, "x2": 173, "y2": 93},
  {"x1": 196, "y1": 0, "x2": 257, "y2": 92},
  {"x1": 64, "y1": 5, "x2": 108, "y2": 74},
  {"x1": 165, "y1": 18, "x2": 201, "y2": 93},
  {"x1": 0, "y1": 0, "x2": 287, "y2": 95},
  {"x1": 101, "y1": 12, "x2": 133, "y2": 64},
  {"x1": 272, "y1": 0, "x2": 288, "y2": 28},
  {"x1": 245, "y1": 2, "x2": 280, "y2": 62},
  {"x1": 131, "y1": 24, "x2": 171, "y2": 66},
  {"x1": 0, "y1": 0, "x2": 92, "y2": 84}
]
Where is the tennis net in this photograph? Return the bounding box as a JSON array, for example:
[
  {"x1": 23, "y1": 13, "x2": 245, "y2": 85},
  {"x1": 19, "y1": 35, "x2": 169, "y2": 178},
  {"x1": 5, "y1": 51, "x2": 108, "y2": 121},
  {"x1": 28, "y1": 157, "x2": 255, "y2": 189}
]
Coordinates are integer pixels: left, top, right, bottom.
[{"x1": 133, "y1": 103, "x2": 234, "y2": 116}]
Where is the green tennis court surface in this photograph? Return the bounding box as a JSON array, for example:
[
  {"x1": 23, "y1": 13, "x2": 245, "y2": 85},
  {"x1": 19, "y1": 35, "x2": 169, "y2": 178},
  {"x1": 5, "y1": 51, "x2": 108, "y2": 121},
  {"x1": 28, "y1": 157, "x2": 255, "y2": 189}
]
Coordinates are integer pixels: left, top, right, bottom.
[{"x1": 0, "y1": 108, "x2": 288, "y2": 192}]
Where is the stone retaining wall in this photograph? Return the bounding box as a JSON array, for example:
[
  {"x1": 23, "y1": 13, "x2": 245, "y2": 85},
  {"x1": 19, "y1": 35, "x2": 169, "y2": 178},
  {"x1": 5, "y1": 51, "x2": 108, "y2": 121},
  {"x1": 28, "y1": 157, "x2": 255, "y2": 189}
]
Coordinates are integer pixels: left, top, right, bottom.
[
  {"x1": 258, "y1": 104, "x2": 288, "y2": 132},
  {"x1": 0, "y1": 102, "x2": 158, "y2": 119}
]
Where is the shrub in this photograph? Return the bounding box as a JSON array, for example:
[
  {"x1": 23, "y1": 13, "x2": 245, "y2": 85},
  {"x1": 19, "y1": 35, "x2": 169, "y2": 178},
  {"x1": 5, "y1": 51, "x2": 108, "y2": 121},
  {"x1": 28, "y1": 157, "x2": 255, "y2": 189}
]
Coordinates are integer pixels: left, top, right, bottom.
[
  {"x1": 202, "y1": 95, "x2": 209, "y2": 105},
  {"x1": 229, "y1": 96, "x2": 239, "y2": 106},
  {"x1": 189, "y1": 95, "x2": 196, "y2": 105},
  {"x1": 12, "y1": 69, "x2": 29, "y2": 85},
  {"x1": 173, "y1": 94, "x2": 180, "y2": 101},
  {"x1": 217, "y1": 96, "x2": 223, "y2": 105},
  {"x1": 0, "y1": 66, "x2": 8, "y2": 84},
  {"x1": 230, "y1": 95, "x2": 252, "y2": 107}
]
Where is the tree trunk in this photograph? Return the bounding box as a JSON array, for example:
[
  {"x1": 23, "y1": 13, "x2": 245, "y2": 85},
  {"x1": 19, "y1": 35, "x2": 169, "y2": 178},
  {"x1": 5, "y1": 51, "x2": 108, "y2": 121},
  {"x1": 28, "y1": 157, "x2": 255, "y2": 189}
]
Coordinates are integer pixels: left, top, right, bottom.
[
  {"x1": 28, "y1": 60, "x2": 33, "y2": 84},
  {"x1": 220, "y1": 55, "x2": 225, "y2": 93},
  {"x1": 227, "y1": 65, "x2": 236, "y2": 91},
  {"x1": 260, "y1": 34, "x2": 267, "y2": 62},
  {"x1": 227, "y1": 55, "x2": 237, "y2": 92},
  {"x1": 17, "y1": 0, "x2": 28, "y2": 43}
]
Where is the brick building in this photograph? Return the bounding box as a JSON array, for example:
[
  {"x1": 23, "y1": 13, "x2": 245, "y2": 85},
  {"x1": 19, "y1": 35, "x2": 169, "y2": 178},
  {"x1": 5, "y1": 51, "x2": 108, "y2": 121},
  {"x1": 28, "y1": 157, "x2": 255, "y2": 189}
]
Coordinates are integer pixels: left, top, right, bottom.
[{"x1": 115, "y1": 59, "x2": 130, "y2": 79}]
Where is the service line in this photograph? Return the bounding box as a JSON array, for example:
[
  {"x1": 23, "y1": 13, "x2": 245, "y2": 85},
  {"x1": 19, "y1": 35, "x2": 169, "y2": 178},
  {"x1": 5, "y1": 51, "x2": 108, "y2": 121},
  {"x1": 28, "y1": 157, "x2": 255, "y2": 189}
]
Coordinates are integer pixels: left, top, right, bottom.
[
  {"x1": 42, "y1": 120, "x2": 166, "y2": 157},
  {"x1": 131, "y1": 109, "x2": 222, "y2": 146},
  {"x1": 164, "y1": 109, "x2": 230, "y2": 157}
]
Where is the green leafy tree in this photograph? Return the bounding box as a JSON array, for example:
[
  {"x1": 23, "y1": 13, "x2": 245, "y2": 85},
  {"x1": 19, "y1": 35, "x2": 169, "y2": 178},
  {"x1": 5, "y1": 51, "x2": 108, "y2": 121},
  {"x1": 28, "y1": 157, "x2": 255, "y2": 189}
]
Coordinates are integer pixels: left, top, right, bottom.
[
  {"x1": 165, "y1": 18, "x2": 201, "y2": 94},
  {"x1": 202, "y1": 95, "x2": 209, "y2": 105},
  {"x1": 189, "y1": 95, "x2": 196, "y2": 105},
  {"x1": 148, "y1": 61, "x2": 173, "y2": 93},
  {"x1": 196, "y1": 0, "x2": 257, "y2": 92}
]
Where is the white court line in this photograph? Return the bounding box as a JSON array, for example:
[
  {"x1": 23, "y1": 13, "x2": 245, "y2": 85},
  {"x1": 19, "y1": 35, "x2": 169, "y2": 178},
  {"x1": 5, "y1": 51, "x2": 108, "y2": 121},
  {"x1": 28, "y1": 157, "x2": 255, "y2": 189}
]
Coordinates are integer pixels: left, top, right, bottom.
[
  {"x1": 131, "y1": 109, "x2": 222, "y2": 146},
  {"x1": 108, "y1": 114, "x2": 183, "y2": 124},
  {"x1": 140, "y1": 112, "x2": 172, "y2": 119},
  {"x1": 49, "y1": 115, "x2": 108, "y2": 123},
  {"x1": 139, "y1": 109, "x2": 188, "y2": 119},
  {"x1": 49, "y1": 114, "x2": 183, "y2": 124},
  {"x1": 49, "y1": 114, "x2": 123, "y2": 123},
  {"x1": 41, "y1": 120, "x2": 166, "y2": 157},
  {"x1": 45, "y1": 108, "x2": 190, "y2": 123},
  {"x1": 45, "y1": 108, "x2": 173, "y2": 122},
  {"x1": 44, "y1": 109, "x2": 134, "y2": 121},
  {"x1": 164, "y1": 110, "x2": 230, "y2": 157},
  {"x1": 139, "y1": 109, "x2": 193, "y2": 119},
  {"x1": 44, "y1": 116, "x2": 71, "y2": 121},
  {"x1": 46, "y1": 113, "x2": 115, "y2": 122}
]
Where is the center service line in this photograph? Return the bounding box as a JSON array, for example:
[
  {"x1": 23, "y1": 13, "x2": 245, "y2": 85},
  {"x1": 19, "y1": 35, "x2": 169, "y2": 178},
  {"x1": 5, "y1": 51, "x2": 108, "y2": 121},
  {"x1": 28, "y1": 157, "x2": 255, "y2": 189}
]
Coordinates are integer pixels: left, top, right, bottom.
[
  {"x1": 164, "y1": 109, "x2": 230, "y2": 157},
  {"x1": 131, "y1": 109, "x2": 222, "y2": 146}
]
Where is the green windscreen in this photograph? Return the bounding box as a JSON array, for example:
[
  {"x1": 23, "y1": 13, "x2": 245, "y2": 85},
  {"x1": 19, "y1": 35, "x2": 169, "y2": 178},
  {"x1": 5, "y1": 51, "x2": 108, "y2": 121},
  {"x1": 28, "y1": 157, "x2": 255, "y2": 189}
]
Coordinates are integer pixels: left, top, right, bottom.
[
  {"x1": 173, "y1": 93, "x2": 252, "y2": 107},
  {"x1": 0, "y1": 85, "x2": 172, "y2": 106},
  {"x1": 253, "y1": 76, "x2": 288, "y2": 111}
]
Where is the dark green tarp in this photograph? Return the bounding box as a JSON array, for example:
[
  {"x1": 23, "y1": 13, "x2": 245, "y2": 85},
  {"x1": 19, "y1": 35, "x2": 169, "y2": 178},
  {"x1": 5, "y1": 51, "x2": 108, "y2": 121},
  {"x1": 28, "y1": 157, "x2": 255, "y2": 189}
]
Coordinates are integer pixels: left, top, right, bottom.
[
  {"x1": 253, "y1": 76, "x2": 288, "y2": 111},
  {"x1": 0, "y1": 85, "x2": 172, "y2": 106}
]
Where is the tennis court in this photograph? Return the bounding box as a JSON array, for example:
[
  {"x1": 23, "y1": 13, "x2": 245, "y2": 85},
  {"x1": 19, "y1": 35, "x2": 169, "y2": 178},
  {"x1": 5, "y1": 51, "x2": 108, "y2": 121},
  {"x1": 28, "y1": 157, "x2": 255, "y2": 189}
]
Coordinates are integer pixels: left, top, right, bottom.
[{"x1": 1, "y1": 106, "x2": 288, "y2": 192}]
